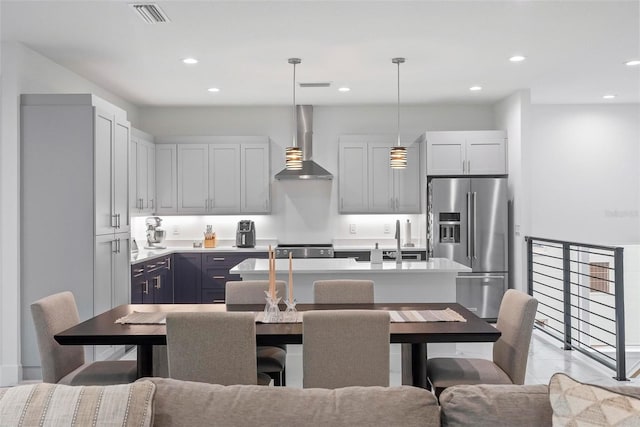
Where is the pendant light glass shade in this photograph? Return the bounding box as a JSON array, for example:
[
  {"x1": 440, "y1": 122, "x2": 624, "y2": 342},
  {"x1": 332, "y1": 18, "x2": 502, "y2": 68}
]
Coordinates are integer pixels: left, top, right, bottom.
[
  {"x1": 390, "y1": 57, "x2": 407, "y2": 169},
  {"x1": 286, "y1": 58, "x2": 303, "y2": 170}
]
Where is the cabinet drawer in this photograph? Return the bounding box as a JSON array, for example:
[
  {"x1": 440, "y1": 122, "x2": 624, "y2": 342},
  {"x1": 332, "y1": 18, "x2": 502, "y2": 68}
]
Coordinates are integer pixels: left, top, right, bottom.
[
  {"x1": 202, "y1": 288, "x2": 225, "y2": 304},
  {"x1": 202, "y1": 252, "x2": 244, "y2": 268},
  {"x1": 201, "y1": 267, "x2": 229, "y2": 289}
]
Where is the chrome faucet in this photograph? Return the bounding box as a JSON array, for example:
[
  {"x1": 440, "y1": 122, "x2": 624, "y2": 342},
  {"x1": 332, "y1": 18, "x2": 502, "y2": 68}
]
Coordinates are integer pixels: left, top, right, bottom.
[{"x1": 394, "y1": 219, "x2": 402, "y2": 265}]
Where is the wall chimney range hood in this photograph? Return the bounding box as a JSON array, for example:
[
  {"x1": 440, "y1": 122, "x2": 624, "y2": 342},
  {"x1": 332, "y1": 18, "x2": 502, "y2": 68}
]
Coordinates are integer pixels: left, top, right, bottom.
[{"x1": 275, "y1": 105, "x2": 333, "y2": 180}]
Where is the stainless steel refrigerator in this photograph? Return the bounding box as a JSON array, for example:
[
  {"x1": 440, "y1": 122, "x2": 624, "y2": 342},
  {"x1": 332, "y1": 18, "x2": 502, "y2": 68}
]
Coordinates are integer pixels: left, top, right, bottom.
[{"x1": 428, "y1": 177, "x2": 508, "y2": 319}]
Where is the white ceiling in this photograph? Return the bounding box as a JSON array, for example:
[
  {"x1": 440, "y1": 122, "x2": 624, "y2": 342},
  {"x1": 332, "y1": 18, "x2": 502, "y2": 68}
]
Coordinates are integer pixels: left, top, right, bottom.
[{"x1": 2, "y1": 0, "x2": 639, "y2": 107}]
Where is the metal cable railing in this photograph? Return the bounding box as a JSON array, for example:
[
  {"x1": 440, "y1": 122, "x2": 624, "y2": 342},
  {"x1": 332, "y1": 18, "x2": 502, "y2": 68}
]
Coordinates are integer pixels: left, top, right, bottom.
[{"x1": 526, "y1": 236, "x2": 626, "y2": 381}]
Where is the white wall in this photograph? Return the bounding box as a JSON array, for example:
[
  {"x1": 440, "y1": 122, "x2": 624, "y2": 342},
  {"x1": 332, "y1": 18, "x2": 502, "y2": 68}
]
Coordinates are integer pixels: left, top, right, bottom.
[
  {"x1": 494, "y1": 90, "x2": 532, "y2": 292},
  {"x1": 139, "y1": 104, "x2": 496, "y2": 245},
  {"x1": 0, "y1": 42, "x2": 140, "y2": 385},
  {"x1": 529, "y1": 104, "x2": 640, "y2": 245}
]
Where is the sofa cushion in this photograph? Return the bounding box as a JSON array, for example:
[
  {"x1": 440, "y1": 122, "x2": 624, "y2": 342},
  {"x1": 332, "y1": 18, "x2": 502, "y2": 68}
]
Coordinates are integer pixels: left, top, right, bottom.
[
  {"x1": 549, "y1": 373, "x2": 640, "y2": 426},
  {"x1": 143, "y1": 377, "x2": 439, "y2": 427},
  {"x1": 439, "y1": 384, "x2": 552, "y2": 427},
  {"x1": 0, "y1": 381, "x2": 155, "y2": 426}
]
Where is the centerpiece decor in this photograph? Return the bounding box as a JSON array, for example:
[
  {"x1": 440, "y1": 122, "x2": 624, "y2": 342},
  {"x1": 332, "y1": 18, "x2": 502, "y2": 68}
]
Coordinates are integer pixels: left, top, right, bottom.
[
  {"x1": 263, "y1": 246, "x2": 281, "y2": 323},
  {"x1": 284, "y1": 252, "x2": 298, "y2": 322}
]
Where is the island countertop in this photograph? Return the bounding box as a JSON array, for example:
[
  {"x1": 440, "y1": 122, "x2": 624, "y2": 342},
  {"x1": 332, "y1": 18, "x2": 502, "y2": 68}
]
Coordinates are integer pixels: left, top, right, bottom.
[{"x1": 229, "y1": 257, "x2": 470, "y2": 274}]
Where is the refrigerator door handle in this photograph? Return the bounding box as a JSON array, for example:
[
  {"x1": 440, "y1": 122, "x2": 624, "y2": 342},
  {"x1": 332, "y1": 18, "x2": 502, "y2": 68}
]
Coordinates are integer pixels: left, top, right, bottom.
[
  {"x1": 473, "y1": 191, "x2": 477, "y2": 259},
  {"x1": 466, "y1": 191, "x2": 472, "y2": 259}
]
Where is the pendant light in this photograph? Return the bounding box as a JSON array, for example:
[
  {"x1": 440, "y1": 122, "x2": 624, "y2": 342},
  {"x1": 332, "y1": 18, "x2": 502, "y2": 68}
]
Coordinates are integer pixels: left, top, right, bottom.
[
  {"x1": 390, "y1": 57, "x2": 407, "y2": 169},
  {"x1": 285, "y1": 58, "x2": 303, "y2": 170}
]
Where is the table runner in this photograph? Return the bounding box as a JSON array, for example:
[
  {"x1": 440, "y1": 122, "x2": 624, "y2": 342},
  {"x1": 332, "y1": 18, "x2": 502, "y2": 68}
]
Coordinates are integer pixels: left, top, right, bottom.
[{"x1": 115, "y1": 308, "x2": 466, "y2": 325}]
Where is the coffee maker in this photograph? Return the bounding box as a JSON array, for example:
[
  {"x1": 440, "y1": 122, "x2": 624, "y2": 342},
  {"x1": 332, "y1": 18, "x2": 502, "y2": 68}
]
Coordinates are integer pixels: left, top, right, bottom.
[
  {"x1": 145, "y1": 216, "x2": 166, "y2": 249},
  {"x1": 236, "y1": 220, "x2": 256, "y2": 248}
]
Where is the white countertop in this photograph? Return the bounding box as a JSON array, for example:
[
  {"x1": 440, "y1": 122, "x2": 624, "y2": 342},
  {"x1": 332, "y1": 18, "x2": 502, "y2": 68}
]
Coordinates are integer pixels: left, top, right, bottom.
[
  {"x1": 229, "y1": 257, "x2": 470, "y2": 274},
  {"x1": 131, "y1": 245, "x2": 270, "y2": 264}
]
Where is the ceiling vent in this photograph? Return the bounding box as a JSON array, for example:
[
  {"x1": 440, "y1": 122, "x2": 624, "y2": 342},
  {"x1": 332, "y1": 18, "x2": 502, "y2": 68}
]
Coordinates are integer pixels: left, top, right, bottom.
[
  {"x1": 130, "y1": 4, "x2": 171, "y2": 24},
  {"x1": 299, "y1": 82, "x2": 331, "y2": 88}
]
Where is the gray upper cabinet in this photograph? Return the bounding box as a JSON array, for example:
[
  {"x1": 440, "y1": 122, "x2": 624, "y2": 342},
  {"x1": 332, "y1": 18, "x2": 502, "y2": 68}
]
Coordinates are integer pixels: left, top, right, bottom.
[
  {"x1": 130, "y1": 128, "x2": 156, "y2": 215},
  {"x1": 339, "y1": 135, "x2": 421, "y2": 214},
  {"x1": 158, "y1": 136, "x2": 271, "y2": 215},
  {"x1": 425, "y1": 130, "x2": 507, "y2": 176},
  {"x1": 155, "y1": 144, "x2": 178, "y2": 214}
]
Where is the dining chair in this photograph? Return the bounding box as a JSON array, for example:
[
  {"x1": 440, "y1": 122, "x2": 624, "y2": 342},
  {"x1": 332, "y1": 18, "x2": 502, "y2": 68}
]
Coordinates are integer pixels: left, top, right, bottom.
[
  {"x1": 225, "y1": 280, "x2": 288, "y2": 386},
  {"x1": 303, "y1": 309, "x2": 390, "y2": 388},
  {"x1": 426, "y1": 289, "x2": 539, "y2": 398},
  {"x1": 30, "y1": 291, "x2": 138, "y2": 385},
  {"x1": 313, "y1": 279, "x2": 374, "y2": 304},
  {"x1": 165, "y1": 311, "x2": 270, "y2": 385}
]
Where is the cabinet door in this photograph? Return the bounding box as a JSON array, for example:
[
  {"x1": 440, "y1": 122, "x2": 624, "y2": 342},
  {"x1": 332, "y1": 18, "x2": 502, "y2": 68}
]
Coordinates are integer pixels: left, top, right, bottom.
[
  {"x1": 94, "y1": 109, "x2": 115, "y2": 236},
  {"x1": 94, "y1": 235, "x2": 115, "y2": 315},
  {"x1": 113, "y1": 235, "x2": 131, "y2": 307},
  {"x1": 241, "y1": 142, "x2": 271, "y2": 213},
  {"x1": 426, "y1": 132, "x2": 465, "y2": 175},
  {"x1": 177, "y1": 144, "x2": 209, "y2": 213},
  {"x1": 368, "y1": 142, "x2": 395, "y2": 213},
  {"x1": 209, "y1": 144, "x2": 241, "y2": 213},
  {"x1": 137, "y1": 140, "x2": 149, "y2": 210},
  {"x1": 130, "y1": 137, "x2": 139, "y2": 212},
  {"x1": 113, "y1": 119, "x2": 130, "y2": 233},
  {"x1": 156, "y1": 144, "x2": 178, "y2": 214},
  {"x1": 394, "y1": 143, "x2": 421, "y2": 213},
  {"x1": 131, "y1": 264, "x2": 146, "y2": 304},
  {"x1": 338, "y1": 142, "x2": 368, "y2": 213},
  {"x1": 466, "y1": 136, "x2": 506, "y2": 175},
  {"x1": 173, "y1": 253, "x2": 202, "y2": 303},
  {"x1": 147, "y1": 144, "x2": 156, "y2": 211}
]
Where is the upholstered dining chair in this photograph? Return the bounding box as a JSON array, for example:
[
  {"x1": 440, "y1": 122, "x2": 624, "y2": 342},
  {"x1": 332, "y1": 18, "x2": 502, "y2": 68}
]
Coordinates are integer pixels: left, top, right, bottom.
[
  {"x1": 426, "y1": 289, "x2": 539, "y2": 398},
  {"x1": 303, "y1": 310, "x2": 390, "y2": 388},
  {"x1": 225, "y1": 280, "x2": 288, "y2": 386},
  {"x1": 30, "y1": 291, "x2": 138, "y2": 385},
  {"x1": 166, "y1": 311, "x2": 270, "y2": 385},
  {"x1": 313, "y1": 279, "x2": 374, "y2": 304}
]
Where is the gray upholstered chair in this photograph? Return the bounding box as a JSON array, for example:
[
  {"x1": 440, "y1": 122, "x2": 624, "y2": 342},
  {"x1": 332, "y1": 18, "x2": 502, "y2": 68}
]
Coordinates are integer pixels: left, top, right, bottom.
[
  {"x1": 303, "y1": 310, "x2": 390, "y2": 388},
  {"x1": 426, "y1": 289, "x2": 539, "y2": 398},
  {"x1": 225, "y1": 280, "x2": 288, "y2": 386},
  {"x1": 166, "y1": 311, "x2": 270, "y2": 386},
  {"x1": 313, "y1": 279, "x2": 374, "y2": 304},
  {"x1": 30, "y1": 291, "x2": 137, "y2": 385}
]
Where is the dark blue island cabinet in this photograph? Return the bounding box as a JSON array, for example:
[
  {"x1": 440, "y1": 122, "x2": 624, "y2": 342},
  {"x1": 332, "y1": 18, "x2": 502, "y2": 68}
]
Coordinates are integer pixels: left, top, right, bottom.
[
  {"x1": 200, "y1": 252, "x2": 268, "y2": 303},
  {"x1": 131, "y1": 255, "x2": 174, "y2": 304}
]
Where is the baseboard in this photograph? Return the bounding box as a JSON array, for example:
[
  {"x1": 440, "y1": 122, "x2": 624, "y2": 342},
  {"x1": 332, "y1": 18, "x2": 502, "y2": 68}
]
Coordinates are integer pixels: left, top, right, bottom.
[{"x1": 1, "y1": 364, "x2": 22, "y2": 386}]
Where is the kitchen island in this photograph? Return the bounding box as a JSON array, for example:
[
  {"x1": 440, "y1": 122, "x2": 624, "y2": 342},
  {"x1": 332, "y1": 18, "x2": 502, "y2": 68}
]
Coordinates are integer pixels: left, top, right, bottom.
[{"x1": 229, "y1": 257, "x2": 470, "y2": 303}]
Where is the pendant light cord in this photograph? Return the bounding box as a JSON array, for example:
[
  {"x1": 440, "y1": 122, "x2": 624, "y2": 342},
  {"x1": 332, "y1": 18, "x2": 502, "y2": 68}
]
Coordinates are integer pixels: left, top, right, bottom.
[
  {"x1": 292, "y1": 61, "x2": 297, "y2": 148},
  {"x1": 397, "y1": 60, "x2": 400, "y2": 147}
]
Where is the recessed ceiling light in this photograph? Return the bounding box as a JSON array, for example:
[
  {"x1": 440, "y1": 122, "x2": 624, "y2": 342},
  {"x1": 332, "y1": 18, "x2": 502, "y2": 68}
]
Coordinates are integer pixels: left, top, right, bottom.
[
  {"x1": 469, "y1": 86, "x2": 483, "y2": 91},
  {"x1": 338, "y1": 87, "x2": 351, "y2": 92},
  {"x1": 207, "y1": 87, "x2": 220, "y2": 93},
  {"x1": 625, "y1": 60, "x2": 640, "y2": 66},
  {"x1": 603, "y1": 94, "x2": 616, "y2": 99},
  {"x1": 509, "y1": 55, "x2": 526, "y2": 62},
  {"x1": 182, "y1": 58, "x2": 198, "y2": 65}
]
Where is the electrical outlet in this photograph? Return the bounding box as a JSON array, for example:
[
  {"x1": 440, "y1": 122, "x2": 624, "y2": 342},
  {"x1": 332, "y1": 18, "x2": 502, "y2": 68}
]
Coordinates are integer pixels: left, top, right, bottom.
[
  {"x1": 172, "y1": 225, "x2": 180, "y2": 235},
  {"x1": 384, "y1": 224, "x2": 391, "y2": 234},
  {"x1": 349, "y1": 223, "x2": 357, "y2": 234}
]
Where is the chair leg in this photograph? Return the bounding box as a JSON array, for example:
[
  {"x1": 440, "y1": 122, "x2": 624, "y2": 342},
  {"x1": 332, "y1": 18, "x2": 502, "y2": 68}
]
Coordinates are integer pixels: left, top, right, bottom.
[{"x1": 281, "y1": 367, "x2": 286, "y2": 387}]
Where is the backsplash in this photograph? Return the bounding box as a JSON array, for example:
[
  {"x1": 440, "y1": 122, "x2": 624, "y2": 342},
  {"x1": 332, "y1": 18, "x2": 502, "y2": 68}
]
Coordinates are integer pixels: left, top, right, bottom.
[{"x1": 130, "y1": 214, "x2": 426, "y2": 247}]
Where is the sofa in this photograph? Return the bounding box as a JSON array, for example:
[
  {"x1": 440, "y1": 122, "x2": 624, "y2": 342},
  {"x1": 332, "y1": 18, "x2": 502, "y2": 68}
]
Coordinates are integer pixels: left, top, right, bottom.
[{"x1": 2, "y1": 376, "x2": 639, "y2": 426}]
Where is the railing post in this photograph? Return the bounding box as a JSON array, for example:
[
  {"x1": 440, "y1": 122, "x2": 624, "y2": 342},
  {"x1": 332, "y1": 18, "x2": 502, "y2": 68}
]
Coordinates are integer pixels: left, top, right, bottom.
[
  {"x1": 527, "y1": 237, "x2": 533, "y2": 296},
  {"x1": 562, "y1": 243, "x2": 572, "y2": 350},
  {"x1": 614, "y1": 247, "x2": 627, "y2": 381}
]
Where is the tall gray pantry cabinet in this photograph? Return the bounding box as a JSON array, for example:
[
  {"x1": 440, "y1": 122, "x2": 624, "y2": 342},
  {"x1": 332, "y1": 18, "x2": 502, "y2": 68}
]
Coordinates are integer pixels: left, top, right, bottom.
[{"x1": 20, "y1": 94, "x2": 131, "y2": 379}]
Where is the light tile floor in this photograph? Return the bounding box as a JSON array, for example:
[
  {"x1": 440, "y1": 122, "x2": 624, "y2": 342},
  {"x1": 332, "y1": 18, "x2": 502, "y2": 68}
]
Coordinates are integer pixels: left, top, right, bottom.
[{"x1": 126, "y1": 330, "x2": 638, "y2": 388}]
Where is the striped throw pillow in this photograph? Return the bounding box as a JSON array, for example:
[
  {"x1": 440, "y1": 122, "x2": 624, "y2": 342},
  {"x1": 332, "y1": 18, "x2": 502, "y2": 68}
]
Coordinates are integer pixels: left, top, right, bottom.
[{"x1": 0, "y1": 380, "x2": 155, "y2": 426}]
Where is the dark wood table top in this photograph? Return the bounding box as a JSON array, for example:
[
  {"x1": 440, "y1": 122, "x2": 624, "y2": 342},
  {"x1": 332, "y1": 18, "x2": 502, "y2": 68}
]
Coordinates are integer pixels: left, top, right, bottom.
[{"x1": 54, "y1": 303, "x2": 500, "y2": 347}]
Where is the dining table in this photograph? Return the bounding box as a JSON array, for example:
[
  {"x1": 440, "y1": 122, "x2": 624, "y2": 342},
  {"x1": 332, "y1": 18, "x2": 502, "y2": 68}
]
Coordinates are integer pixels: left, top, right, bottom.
[{"x1": 54, "y1": 302, "x2": 501, "y2": 389}]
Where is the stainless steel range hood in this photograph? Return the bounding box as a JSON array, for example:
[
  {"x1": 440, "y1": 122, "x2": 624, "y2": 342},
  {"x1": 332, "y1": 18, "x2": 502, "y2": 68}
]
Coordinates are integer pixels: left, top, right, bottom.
[{"x1": 275, "y1": 105, "x2": 333, "y2": 180}]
